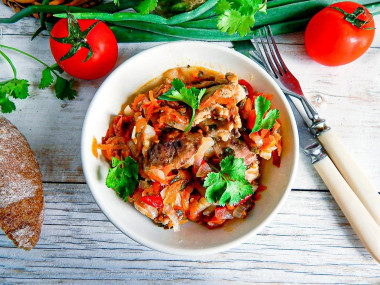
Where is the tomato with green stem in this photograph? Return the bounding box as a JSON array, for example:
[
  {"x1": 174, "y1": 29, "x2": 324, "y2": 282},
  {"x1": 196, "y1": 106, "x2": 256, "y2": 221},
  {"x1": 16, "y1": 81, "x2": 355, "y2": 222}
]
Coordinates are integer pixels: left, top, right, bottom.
[
  {"x1": 49, "y1": 13, "x2": 118, "y2": 80},
  {"x1": 305, "y1": 1, "x2": 375, "y2": 66}
]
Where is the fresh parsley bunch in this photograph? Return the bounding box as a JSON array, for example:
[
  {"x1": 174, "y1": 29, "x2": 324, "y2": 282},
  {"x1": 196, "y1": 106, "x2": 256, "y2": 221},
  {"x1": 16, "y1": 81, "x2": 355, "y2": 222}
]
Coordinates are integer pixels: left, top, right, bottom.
[
  {"x1": 158, "y1": 78, "x2": 206, "y2": 132},
  {"x1": 106, "y1": 156, "x2": 139, "y2": 201},
  {"x1": 204, "y1": 156, "x2": 253, "y2": 206}
]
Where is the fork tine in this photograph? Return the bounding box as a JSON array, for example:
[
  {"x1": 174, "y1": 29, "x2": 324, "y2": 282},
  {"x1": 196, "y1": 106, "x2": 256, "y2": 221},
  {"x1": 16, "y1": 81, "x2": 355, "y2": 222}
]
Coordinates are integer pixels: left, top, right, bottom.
[
  {"x1": 258, "y1": 29, "x2": 281, "y2": 78},
  {"x1": 263, "y1": 26, "x2": 285, "y2": 76},
  {"x1": 251, "y1": 34, "x2": 275, "y2": 78},
  {"x1": 266, "y1": 26, "x2": 289, "y2": 73}
]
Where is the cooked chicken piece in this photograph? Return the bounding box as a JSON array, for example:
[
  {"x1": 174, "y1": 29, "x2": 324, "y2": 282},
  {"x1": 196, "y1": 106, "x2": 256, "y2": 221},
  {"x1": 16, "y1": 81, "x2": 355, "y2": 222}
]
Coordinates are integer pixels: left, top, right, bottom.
[
  {"x1": 198, "y1": 119, "x2": 235, "y2": 141},
  {"x1": 201, "y1": 76, "x2": 246, "y2": 105},
  {"x1": 213, "y1": 138, "x2": 257, "y2": 166},
  {"x1": 192, "y1": 103, "x2": 229, "y2": 126},
  {"x1": 145, "y1": 130, "x2": 202, "y2": 170}
]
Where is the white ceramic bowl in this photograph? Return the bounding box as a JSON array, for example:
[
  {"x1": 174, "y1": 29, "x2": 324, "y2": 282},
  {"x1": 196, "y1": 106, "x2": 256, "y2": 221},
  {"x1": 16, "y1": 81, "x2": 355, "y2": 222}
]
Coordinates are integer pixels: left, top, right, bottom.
[{"x1": 81, "y1": 41, "x2": 299, "y2": 255}]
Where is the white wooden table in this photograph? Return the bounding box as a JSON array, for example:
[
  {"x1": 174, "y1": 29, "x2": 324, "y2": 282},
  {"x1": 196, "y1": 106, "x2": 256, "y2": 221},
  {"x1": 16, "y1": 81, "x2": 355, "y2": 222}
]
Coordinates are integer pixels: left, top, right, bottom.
[{"x1": 1, "y1": 7, "x2": 380, "y2": 283}]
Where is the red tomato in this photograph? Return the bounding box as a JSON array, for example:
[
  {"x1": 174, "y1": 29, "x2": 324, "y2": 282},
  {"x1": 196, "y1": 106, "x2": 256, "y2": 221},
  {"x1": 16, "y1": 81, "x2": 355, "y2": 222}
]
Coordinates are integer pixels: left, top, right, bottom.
[
  {"x1": 50, "y1": 18, "x2": 118, "y2": 80},
  {"x1": 305, "y1": 1, "x2": 375, "y2": 66}
]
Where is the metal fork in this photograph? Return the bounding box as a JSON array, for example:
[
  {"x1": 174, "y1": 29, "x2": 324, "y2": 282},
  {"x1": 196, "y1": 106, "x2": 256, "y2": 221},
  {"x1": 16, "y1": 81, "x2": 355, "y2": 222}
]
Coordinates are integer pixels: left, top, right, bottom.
[
  {"x1": 247, "y1": 25, "x2": 380, "y2": 229},
  {"x1": 251, "y1": 26, "x2": 328, "y2": 135}
]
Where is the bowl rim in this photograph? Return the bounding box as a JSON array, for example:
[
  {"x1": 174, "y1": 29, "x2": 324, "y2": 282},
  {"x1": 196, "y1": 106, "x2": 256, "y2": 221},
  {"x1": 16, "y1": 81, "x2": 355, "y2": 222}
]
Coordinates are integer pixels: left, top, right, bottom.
[{"x1": 81, "y1": 41, "x2": 299, "y2": 256}]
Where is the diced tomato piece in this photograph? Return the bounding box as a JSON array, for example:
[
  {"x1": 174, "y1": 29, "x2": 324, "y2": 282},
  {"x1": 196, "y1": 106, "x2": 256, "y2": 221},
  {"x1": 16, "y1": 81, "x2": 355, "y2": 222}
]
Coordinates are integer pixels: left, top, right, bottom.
[{"x1": 141, "y1": 195, "x2": 164, "y2": 208}]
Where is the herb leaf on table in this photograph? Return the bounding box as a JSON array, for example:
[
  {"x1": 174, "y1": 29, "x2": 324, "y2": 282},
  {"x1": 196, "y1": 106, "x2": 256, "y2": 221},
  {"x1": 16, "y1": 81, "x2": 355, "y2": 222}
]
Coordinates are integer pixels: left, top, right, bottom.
[{"x1": 0, "y1": 49, "x2": 30, "y2": 113}]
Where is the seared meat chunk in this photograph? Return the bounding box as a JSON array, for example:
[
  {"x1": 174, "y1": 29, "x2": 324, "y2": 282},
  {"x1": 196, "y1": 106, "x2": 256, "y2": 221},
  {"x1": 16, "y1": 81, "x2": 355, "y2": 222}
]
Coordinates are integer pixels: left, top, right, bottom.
[{"x1": 146, "y1": 130, "x2": 202, "y2": 170}]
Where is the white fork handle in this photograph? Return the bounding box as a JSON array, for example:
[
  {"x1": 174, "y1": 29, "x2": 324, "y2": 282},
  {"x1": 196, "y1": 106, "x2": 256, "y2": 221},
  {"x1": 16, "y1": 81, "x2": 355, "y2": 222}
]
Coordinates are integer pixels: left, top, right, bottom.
[
  {"x1": 314, "y1": 156, "x2": 380, "y2": 263},
  {"x1": 318, "y1": 129, "x2": 380, "y2": 227}
]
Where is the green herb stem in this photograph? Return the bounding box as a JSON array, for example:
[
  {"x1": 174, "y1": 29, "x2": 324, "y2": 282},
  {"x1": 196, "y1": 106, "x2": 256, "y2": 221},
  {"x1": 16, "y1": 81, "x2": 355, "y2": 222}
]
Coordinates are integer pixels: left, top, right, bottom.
[
  {"x1": 0, "y1": 50, "x2": 17, "y2": 78},
  {"x1": 0, "y1": 44, "x2": 58, "y2": 75},
  {"x1": 185, "y1": 109, "x2": 196, "y2": 132}
]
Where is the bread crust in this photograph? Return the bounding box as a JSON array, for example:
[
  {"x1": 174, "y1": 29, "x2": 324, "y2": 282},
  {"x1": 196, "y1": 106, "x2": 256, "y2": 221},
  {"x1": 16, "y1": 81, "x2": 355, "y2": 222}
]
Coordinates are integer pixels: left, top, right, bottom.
[{"x1": 0, "y1": 116, "x2": 44, "y2": 250}]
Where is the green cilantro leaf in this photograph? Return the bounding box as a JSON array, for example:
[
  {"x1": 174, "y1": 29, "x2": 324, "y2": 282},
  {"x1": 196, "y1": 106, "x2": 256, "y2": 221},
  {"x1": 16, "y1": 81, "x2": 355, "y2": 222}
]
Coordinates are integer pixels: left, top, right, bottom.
[
  {"x1": 136, "y1": 0, "x2": 158, "y2": 15},
  {"x1": 216, "y1": 0, "x2": 267, "y2": 36},
  {"x1": 251, "y1": 95, "x2": 279, "y2": 133},
  {"x1": 113, "y1": 0, "x2": 120, "y2": 6},
  {"x1": 0, "y1": 93, "x2": 16, "y2": 113},
  {"x1": 220, "y1": 179, "x2": 253, "y2": 206},
  {"x1": 54, "y1": 76, "x2": 77, "y2": 100},
  {"x1": 260, "y1": 109, "x2": 280, "y2": 130},
  {"x1": 0, "y1": 79, "x2": 29, "y2": 113},
  {"x1": 0, "y1": 79, "x2": 29, "y2": 99},
  {"x1": 158, "y1": 78, "x2": 206, "y2": 132},
  {"x1": 204, "y1": 172, "x2": 226, "y2": 203},
  {"x1": 215, "y1": 0, "x2": 231, "y2": 14},
  {"x1": 39, "y1": 65, "x2": 77, "y2": 101},
  {"x1": 39, "y1": 67, "x2": 54, "y2": 89},
  {"x1": 217, "y1": 9, "x2": 241, "y2": 35},
  {"x1": 220, "y1": 155, "x2": 246, "y2": 181},
  {"x1": 106, "y1": 156, "x2": 139, "y2": 201},
  {"x1": 204, "y1": 155, "x2": 254, "y2": 206}
]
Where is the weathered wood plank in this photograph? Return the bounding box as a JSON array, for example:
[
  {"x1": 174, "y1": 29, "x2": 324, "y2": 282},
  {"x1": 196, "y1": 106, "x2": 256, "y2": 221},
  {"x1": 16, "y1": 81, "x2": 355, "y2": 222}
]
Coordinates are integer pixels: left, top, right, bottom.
[
  {"x1": 1, "y1": 35, "x2": 379, "y2": 189},
  {"x1": 0, "y1": 184, "x2": 379, "y2": 283}
]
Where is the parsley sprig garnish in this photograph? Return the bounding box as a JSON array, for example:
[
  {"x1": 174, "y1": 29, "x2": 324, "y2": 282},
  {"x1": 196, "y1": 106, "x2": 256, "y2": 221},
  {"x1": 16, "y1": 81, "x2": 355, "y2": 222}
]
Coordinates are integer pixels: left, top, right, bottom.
[
  {"x1": 0, "y1": 44, "x2": 76, "y2": 113},
  {"x1": 158, "y1": 78, "x2": 206, "y2": 132},
  {"x1": 251, "y1": 95, "x2": 280, "y2": 133},
  {"x1": 106, "y1": 156, "x2": 139, "y2": 201},
  {"x1": 216, "y1": 0, "x2": 267, "y2": 36},
  {"x1": 204, "y1": 156, "x2": 254, "y2": 206}
]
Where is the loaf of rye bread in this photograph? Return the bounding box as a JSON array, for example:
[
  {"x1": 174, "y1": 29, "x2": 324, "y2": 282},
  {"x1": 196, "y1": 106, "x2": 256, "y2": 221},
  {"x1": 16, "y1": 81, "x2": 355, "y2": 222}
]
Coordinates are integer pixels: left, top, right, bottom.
[{"x1": 0, "y1": 116, "x2": 44, "y2": 250}]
